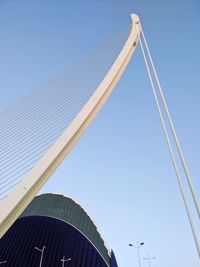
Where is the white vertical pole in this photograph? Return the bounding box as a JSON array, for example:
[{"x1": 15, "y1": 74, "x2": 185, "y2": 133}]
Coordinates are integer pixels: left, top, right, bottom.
[
  {"x1": 137, "y1": 242, "x2": 142, "y2": 267},
  {"x1": 61, "y1": 256, "x2": 71, "y2": 267},
  {"x1": 143, "y1": 253, "x2": 155, "y2": 267},
  {"x1": 129, "y1": 242, "x2": 144, "y2": 267},
  {"x1": 147, "y1": 254, "x2": 151, "y2": 267},
  {"x1": 35, "y1": 246, "x2": 46, "y2": 267}
]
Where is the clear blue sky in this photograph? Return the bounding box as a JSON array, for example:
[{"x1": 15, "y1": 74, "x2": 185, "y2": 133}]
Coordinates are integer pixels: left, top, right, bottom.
[{"x1": 0, "y1": 1, "x2": 200, "y2": 267}]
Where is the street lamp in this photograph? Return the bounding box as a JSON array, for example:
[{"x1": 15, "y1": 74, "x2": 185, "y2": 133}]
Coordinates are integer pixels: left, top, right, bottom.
[
  {"x1": 0, "y1": 261, "x2": 6, "y2": 265},
  {"x1": 61, "y1": 256, "x2": 71, "y2": 267},
  {"x1": 34, "y1": 246, "x2": 46, "y2": 267},
  {"x1": 143, "y1": 253, "x2": 156, "y2": 267},
  {"x1": 129, "y1": 242, "x2": 144, "y2": 267}
]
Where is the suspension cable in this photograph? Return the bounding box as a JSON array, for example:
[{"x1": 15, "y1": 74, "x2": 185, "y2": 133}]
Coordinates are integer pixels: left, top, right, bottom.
[
  {"x1": 135, "y1": 23, "x2": 200, "y2": 258},
  {"x1": 0, "y1": 24, "x2": 132, "y2": 202},
  {"x1": 139, "y1": 23, "x2": 200, "y2": 220}
]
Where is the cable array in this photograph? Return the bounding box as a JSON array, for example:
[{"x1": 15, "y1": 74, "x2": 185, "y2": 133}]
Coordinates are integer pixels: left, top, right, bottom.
[
  {"x1": 0, "y1": 25, "x2": 132, "y2": 201},
  {"x1": 136, "y1": 22, "x2": 200, "y2": 257}
]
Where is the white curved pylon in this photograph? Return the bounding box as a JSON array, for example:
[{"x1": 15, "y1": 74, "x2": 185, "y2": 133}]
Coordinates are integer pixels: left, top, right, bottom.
[{"x1": 0, "y1": 14, "x2": 140, "y2": 238}]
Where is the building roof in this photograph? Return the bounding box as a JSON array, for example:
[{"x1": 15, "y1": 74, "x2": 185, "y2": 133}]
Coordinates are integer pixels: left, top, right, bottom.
[{"x1": 20, "y1": 193, "x2": 110, "y2": 265}]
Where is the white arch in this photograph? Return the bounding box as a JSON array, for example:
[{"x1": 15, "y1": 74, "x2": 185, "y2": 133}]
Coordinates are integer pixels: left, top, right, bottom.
[{"x1": 0, "y1": 14, "x2": 140, "y2": 238}]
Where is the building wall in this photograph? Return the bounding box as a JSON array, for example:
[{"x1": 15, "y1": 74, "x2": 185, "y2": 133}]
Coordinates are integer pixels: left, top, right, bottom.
[
  {"x1": 20, "y1": 193, "x2": 110, "y2": 264},
  {"x1": 0, "y1": 216, "x2": 108, "y2": 267}
]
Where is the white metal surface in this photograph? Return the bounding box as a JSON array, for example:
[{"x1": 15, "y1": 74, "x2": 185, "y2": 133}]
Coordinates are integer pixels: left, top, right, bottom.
[{"x1": 0, "y1": 14, "x2": 140, "y2": 238}]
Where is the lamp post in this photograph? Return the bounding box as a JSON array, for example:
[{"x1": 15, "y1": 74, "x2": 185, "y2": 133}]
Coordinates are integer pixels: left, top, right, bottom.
[
  {"x1": 129, "y1": 242, "x2": 144, "y2": 267},
  {"x1": 34, "y1": 246, "x2": 46, "y2": 267},
  {"x1": 61, "y1": 256, "x2": 71, "y2": 267},
  {"x1": 143, "y1": 253, "x2": 156, "y2": 267},
  {"x1": 0, "y1": 261, "x2": 6, "y2": 265}
]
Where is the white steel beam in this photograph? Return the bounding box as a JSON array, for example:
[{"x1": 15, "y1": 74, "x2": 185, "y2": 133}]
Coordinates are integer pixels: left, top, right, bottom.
[{"x1": 0, "y1": 14, "x2": 140, "y2": 238}]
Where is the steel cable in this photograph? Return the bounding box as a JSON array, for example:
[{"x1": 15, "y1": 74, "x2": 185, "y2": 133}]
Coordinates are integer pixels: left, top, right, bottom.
[{"x1": 0, "y1": 25, "x2": 131, "y2": 201}]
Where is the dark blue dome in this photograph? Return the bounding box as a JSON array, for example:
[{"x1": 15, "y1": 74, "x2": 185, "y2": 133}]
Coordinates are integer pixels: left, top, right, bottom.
[{"x1": 0, "y1": 215, "x2": 108, "y2": 267}]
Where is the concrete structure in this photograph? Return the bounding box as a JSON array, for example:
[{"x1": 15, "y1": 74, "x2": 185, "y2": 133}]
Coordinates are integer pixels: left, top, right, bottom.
[{"x1": 0, "y1": 14, "x2": 140, "y2": 238}]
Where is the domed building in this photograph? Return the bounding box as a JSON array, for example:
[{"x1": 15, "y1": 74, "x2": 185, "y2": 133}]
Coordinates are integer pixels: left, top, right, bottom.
[{"x1": 0, "y1": 193, "x2": 118, "y2": 267}]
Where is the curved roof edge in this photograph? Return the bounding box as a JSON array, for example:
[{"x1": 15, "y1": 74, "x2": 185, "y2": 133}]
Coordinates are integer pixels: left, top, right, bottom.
[{"x1": 20, "y1": 193, "x2": 110, "y2": 265}]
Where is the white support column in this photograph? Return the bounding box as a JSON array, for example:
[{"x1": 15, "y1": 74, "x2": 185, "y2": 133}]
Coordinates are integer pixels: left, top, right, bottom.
[{"x1": 0, "y1": 14, "x2": 141, "y2": 239}]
